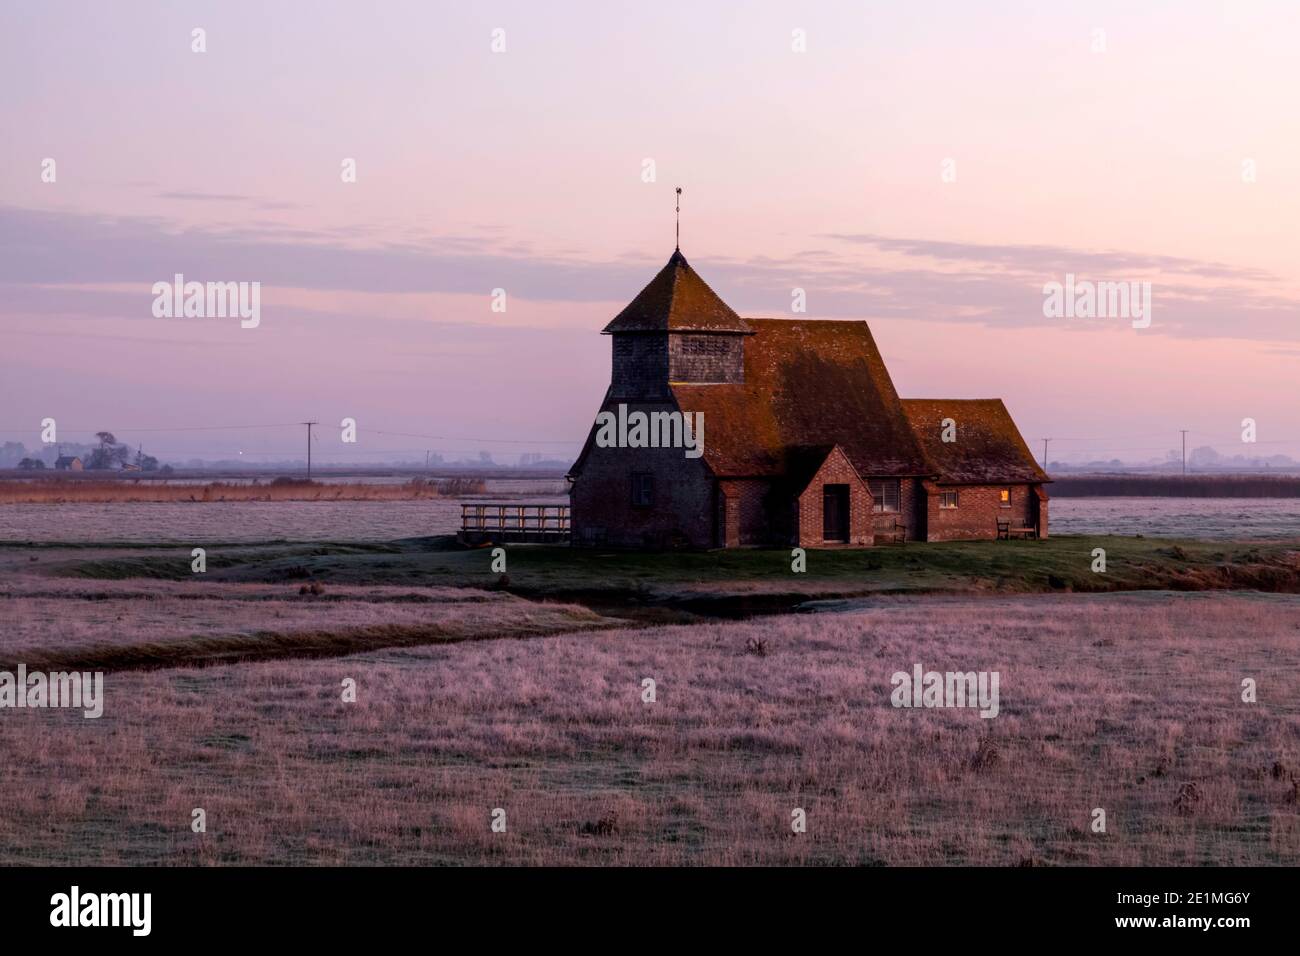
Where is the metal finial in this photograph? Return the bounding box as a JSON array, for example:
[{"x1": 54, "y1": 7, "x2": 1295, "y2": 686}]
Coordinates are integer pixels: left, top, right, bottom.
[{"x1": 675, "y1": 187, "x2": 682, "y2": 251}]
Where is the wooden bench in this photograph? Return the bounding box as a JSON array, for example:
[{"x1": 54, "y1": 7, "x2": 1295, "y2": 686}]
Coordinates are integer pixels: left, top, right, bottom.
[
  {"x1": 874, "y1": 516, "x2": 906, "y2": 545},
  {"x1": 997, "y1": 518, "x2": 1038, "y2": 540}
]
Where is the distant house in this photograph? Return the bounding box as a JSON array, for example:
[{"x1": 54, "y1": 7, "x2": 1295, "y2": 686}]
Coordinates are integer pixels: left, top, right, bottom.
[
  {"x1": 54, "y1": 456, "x2": 83, "y2": 471},
  {"x1": 568, "y1": 250, "x2": 1049, "y2": 548}
]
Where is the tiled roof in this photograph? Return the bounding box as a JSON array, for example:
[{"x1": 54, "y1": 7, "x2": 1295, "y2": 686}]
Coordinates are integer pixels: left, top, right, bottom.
[
  {"x1": 602, "y1": 250, "x2": 751, "y2": 334},
  {"x1": 902, "y1": 398, "x2": 1049, "y2": 484},
  {"x1": 671, "y1": 319, "x2": 932, "y2": 477}
]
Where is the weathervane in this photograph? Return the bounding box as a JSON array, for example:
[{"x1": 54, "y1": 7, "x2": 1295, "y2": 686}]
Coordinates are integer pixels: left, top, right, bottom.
[{"x1": 675, "y1": 186, "x2": 682, "y2": 251}]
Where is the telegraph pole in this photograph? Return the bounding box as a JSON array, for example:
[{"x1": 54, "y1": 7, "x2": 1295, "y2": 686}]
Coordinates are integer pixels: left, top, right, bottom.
[
  {"x1": 302, "y1": 421, "x2": 318, "y2": 479},
  {"x1": 1180, "y1": 429, "x2": 1188, "y2": 476},
  {"x1": 1040, "y1": 438, "x2": 1050, "y2": 472}
]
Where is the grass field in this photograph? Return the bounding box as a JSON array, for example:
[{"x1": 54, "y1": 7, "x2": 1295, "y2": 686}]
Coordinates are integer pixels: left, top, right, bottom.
[
  {"x1": 1, "y1": 535, "x2": 1298, "y2": 865},
  {"x1": 0, "y1": 586, "x2": 1296, "y2": 865}
]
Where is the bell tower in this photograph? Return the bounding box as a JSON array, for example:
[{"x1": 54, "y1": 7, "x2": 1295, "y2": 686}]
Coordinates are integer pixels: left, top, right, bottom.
[{"x1": 602, "y1": 249, "x2": 751, "y2": 400}]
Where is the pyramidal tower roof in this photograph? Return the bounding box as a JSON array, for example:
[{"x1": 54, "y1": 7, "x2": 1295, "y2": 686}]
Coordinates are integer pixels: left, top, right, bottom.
[{"x1": 602, "y1": 250, "x2": 752, "y2": 334}]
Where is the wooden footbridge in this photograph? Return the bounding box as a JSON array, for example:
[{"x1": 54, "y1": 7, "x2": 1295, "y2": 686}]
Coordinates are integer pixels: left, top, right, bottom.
[{"x1": 459, "y1": 502, "x2": 570, "y2": 544}]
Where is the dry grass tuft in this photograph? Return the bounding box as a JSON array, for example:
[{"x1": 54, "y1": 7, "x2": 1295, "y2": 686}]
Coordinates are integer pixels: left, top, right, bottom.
[
  {"x1": 580, "y1": 814, "x2": 620, "y2": 837},
  {"x1": 970, "y1": 737, "x2": 1001, "y2": 772},
  {"x1": 1174, "y1": 782, "x2": 1203, "y2": 815}
]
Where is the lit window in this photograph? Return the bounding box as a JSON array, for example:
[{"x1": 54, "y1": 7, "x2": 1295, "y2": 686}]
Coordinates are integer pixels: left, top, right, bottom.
[
  {"x1": 999, "y1": 488, "x2": 1012, "y2": 508},
  {"x1": 940, "y1": 490, "x2": 958, "y2": 509},
  {"x1": 868, "y1": 479, "x2": 901, "y2": 513},
  {"x1": 630, "y1": 473, "x2": 654, "y2": 507}
]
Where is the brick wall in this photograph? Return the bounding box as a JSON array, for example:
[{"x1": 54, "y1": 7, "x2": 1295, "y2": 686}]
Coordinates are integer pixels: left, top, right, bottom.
[
  {"x1": 867, "y1": 476, "x2": 922, "y2": 541},
  {"x1": 793, "y1": 450, "x2": 873, "y2": 547},
  {"x1": 722, "y1": 478, "x2": 772, "y2": 546},
  {"x1": 922, "y1": 483, "x2": 1037, "y2": 542}
]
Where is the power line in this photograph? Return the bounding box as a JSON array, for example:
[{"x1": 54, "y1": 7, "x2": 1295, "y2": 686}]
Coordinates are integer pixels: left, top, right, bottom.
[
  {"x1": 0, "y1": 423, "x2": 584, "y2": 445},
  {"x1": 371, "y1": 429, "x2": 579, "y2": 445},
  {"x1": 0, "y1": 423, "x2": 304, "y2": 433},
  {"x1": 1, "y1": 419, "x2": 1290, "y2": 447}
]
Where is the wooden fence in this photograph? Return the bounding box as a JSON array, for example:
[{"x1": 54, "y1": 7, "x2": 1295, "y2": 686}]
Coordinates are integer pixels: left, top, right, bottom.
[{"x1": 459, "y1": 503, "x2": 570, "y2": 543}]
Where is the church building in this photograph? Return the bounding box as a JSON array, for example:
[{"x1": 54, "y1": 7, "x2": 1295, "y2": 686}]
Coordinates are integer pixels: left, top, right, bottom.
[{"x1": 567, "y1": 249, "x2": 1049, "y2": 548}]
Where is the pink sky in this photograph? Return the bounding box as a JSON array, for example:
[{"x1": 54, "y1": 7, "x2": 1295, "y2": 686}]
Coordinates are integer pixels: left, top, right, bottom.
[{"x1": 2, "y1": 0, "x2": 1297, "y2": 464}]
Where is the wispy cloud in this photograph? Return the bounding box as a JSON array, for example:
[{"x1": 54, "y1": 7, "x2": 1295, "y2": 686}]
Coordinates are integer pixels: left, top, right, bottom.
[
  {"x1": 821, "y1": 233, "x2": 1278, "y2": 282},
  {"x1": 155, "y1": 191, "x2": 303, "y2": 211},
  {"x1": 3, "y1": 204, "x2": 1297, "y2": 341}
]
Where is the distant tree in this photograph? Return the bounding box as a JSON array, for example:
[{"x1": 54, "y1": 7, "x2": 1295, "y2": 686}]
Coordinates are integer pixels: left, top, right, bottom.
[
  {"x1": 87, "y1": 431, "x2": 130, "y2": 470},
  {"x1": 0, "y1": 441, "x2": 29, "y2": 468},
  {"x1": 159, "y1": 464, "x2": 174, "y2": 475},
  {"x1": 87, "y1": 446, "x2": 119, "y2": 469},
  {"x1": 133, "y1": 446, "x2": 155, "y2": 471},
  {"x1": 17, "y1": 458, "x2": 45, "y2": 470}
]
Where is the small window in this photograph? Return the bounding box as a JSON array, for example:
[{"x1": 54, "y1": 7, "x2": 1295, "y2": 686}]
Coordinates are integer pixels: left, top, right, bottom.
[
  {"x1": 631, "y1": 473, "x2": 654, "y2": 507},
  {"x1": 999, "y1": 488, "x2": 1012, "y2": 508},
  {"x1": 868, "y1": 479, "x2": 901, "y2": 513},
  {"x1": 940, "y1": 490, "x2": 958, "y2": 509}
]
